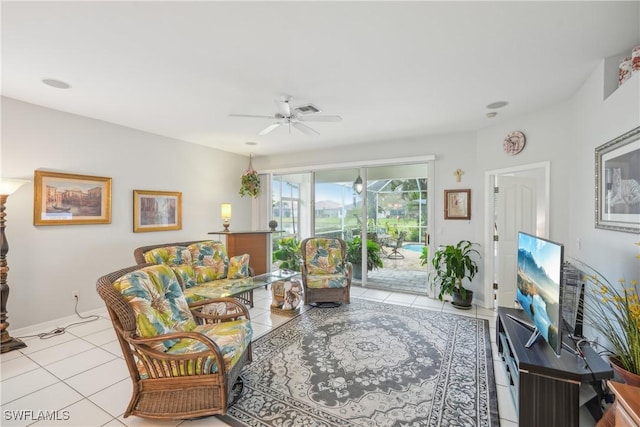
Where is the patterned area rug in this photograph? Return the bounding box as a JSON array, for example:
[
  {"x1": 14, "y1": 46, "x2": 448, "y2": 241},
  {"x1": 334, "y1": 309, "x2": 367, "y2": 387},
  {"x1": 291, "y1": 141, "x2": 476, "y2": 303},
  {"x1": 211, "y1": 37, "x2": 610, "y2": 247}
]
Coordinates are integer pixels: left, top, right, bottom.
[{"x1": 221, "y1": 299, "x2": 499, "y2": 426}]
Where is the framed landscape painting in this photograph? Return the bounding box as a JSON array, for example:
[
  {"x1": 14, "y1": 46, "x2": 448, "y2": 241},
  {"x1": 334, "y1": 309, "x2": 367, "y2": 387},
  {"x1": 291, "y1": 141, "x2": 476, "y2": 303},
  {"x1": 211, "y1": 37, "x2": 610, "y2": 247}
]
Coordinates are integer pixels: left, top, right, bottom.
[
  {"x1": 595, "y1": 126, "x2": 640, "y2": 233},
  {"x1": 33, "y1": 170, "x2": 112, "y2": 226},
  {"x1": 133, "y1": 190, "x2": 182, "y2": 232},
  {"x1": 444, "y1": 189, "x2": 471, "y2": 220}
]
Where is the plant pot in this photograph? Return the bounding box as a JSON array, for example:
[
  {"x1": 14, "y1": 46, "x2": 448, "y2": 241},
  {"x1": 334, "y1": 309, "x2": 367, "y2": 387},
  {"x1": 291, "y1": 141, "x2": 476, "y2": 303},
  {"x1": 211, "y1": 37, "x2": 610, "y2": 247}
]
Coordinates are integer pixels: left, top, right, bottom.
[
  {"x1": 609, "y1": 356, "x2": 640, "y2": 387},
  {"x1": 452, "y1": 288, "x2": 473, "y2": 309},
  {"x1": 352, "y1": 264, "x2": 362, "y2": 280}
]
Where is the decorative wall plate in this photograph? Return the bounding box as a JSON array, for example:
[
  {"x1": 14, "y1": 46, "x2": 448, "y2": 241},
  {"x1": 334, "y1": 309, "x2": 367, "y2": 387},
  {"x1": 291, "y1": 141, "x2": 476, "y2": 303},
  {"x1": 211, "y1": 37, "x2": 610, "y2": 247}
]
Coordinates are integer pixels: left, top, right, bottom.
[{"x1": 503, "y1": 131, "x2": 526, "y2": 155}]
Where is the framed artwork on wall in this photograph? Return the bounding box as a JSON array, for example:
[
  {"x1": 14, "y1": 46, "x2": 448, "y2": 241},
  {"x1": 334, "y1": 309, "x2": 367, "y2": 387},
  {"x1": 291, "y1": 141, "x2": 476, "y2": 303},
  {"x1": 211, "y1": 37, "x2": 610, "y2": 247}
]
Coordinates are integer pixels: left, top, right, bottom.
[
  {"x1": 595, "y1": 126, "x2": 640, "y2": 233},
  {"x1": 133, "y1": 190, "x2": 182, "y2": 232},
  {"x1": 33, "y1": 170, "x2": 112, "y2": 226},
  {"x1": 444, "y1": 189, "x2": 471, "y2": 220}
]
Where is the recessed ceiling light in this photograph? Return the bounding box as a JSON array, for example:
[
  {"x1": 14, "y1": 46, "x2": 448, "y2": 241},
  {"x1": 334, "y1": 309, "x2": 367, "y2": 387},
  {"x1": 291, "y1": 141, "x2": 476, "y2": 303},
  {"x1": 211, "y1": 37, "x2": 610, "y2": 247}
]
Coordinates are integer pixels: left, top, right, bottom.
[
  {"x1": 486, "y1": 112, "x2": 498, "y2": 118},
  {"x1": 42, "y1": 78, "x2": 71, "y2": 89},
  {"x1": 487, "y1": 101, "x2": 508, "y2": 109},
  {"x1": 245, "y1": 142, "x2": 257, "y2": 146}
]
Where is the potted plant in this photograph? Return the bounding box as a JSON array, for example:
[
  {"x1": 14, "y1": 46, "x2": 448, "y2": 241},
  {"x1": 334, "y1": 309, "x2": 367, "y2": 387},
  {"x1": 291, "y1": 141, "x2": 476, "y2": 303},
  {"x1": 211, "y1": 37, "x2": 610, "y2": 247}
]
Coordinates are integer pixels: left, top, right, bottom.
[
  {"x1": 239, "y1": 154, "x2": 260, "y2": 198},
  {"x1": 272, "y1": 237, "x2": 301, "y2": 272},
  {"x1": 346, "y1": 236, "x2": 384, "y2": 279},
  {"x1": 429, "y1": 240, "x2": 480, "y2": 308}
]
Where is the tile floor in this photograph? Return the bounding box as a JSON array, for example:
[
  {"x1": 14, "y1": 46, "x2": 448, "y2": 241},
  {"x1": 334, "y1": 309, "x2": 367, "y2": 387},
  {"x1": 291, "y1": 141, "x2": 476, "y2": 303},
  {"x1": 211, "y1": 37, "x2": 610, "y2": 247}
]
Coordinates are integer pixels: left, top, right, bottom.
[{"x1": 2, "y1": 286, "x2": 518, "y2": 426}]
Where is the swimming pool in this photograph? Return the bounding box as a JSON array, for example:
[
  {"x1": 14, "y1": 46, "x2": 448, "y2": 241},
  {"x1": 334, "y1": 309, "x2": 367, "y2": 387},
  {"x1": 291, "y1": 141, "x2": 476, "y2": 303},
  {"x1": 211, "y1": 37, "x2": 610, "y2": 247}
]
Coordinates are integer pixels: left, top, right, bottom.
[{"x1": 402, "y1": 243, "x2": 426, "y2": 253}]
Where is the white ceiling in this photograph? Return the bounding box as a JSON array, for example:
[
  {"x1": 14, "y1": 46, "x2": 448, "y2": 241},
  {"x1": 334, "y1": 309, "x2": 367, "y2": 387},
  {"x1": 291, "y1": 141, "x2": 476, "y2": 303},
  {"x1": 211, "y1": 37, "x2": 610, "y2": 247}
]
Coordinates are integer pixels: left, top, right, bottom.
[{"x1": 2, "y1": 1, "x2": 638, "y2": 157}]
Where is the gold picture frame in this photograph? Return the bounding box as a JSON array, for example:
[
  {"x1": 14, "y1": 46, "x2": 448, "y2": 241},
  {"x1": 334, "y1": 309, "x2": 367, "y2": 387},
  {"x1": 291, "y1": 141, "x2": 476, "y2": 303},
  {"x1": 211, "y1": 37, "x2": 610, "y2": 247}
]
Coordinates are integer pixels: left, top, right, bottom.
[
  {"x1": 444, "y1": 189, "x2": 471, "y2": 220},
  {"x1": 133, "y1": 190, "x2": 182, "y2": 233},
  {"x1": 33, "y1": 170, "x2": 112, "y2": 226}
]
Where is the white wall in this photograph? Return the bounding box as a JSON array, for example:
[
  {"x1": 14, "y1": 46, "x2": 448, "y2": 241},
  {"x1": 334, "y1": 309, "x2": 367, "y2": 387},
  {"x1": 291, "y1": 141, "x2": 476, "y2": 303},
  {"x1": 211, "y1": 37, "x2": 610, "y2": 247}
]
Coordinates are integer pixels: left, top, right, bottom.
[{"x1": 1, "y1": 97, "x2": 253, "y2": 329}]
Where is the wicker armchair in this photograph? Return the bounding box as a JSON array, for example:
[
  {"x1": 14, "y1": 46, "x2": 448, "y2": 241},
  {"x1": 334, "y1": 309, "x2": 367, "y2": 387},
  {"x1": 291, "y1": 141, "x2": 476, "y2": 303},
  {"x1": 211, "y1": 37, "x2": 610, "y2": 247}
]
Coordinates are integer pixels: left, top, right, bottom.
[
  {"x1": 96, "y1": 263, "x2": 252, "y2": 420},
  {"x1": 300, "y1": 237, "x2": 352, "y2": 305}
]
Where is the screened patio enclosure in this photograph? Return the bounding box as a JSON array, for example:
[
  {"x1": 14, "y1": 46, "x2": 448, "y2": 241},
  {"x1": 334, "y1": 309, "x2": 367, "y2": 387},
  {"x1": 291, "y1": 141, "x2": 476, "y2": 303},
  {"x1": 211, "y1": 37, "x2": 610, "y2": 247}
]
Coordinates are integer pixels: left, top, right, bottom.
[{"x1": 271, "y1": 162, "x2": 431, "y2": 294}]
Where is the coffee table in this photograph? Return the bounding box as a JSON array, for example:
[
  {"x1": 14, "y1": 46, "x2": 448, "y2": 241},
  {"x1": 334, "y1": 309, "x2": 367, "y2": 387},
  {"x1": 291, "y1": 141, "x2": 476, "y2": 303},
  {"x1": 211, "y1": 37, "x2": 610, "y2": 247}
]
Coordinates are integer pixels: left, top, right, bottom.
[{"x1": 187, "y1": 269, "x2": 298, "y2": 308}]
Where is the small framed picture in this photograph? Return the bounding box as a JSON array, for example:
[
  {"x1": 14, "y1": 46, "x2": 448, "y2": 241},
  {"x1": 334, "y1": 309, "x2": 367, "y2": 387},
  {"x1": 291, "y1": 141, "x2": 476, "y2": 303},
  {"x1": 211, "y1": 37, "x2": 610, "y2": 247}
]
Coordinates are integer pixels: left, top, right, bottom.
[
  {"x1": 33, "y1": 170, "x2": 112, "y2": 226},
  {"x1": 133, "y1": 190, "x2": 182, "y2": 233},
  {"x1": 595, "y1": 126, "x2": 640, "y2": 233},
  {"x1": 444, "y1": 189, "x2": 471, "y2": 220}
]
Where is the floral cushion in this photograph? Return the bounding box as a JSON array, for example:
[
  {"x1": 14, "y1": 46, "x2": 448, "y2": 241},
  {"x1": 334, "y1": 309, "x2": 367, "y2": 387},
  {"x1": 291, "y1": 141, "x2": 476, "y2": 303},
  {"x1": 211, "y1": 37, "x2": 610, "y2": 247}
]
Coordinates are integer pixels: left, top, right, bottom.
[
  {"x1": 112, "y1": 264, "x2": 196, "y2": 352},
  {"x1": 228, "y1": 254, "x2": 250, "y2": 279},
  {"x1": 188, "y1": 241, "x2": 228, "y2": 279},
  {"x1": 303, "y1": 238, "x2": 346, "y2": 275},
  {"x1": 194, "y1": 265, "x2": 227, "y2": 283},
  {"x1": 143, "y1": 246, "x2": 192, "y2": 266},
  {"x1": 171, "y1": 264, "x2": 197, "y2": 289},
  {"x1": 305, "y1": 273, "x2": 349, "y2": 289}
]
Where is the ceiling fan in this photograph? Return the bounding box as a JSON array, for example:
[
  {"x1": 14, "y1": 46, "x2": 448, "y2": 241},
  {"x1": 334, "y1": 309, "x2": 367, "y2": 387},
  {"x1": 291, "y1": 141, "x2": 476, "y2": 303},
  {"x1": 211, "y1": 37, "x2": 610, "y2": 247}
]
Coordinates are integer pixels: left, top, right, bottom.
[{"x1": 229, "y1": 96, "x2": 342, "y2": 136}]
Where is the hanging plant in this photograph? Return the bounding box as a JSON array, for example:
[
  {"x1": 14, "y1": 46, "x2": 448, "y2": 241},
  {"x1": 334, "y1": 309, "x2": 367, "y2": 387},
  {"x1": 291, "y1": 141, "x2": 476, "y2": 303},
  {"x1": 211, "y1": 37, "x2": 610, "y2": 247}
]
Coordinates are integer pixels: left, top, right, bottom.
[{"x1": 239, "y1": 154, "x2": 261, "y2": 198}]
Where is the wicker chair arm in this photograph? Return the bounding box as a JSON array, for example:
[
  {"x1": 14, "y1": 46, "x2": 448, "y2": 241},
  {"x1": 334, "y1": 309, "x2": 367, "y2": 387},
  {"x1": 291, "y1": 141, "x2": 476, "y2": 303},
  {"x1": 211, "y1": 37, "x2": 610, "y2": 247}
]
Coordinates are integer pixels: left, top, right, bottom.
[{"x1": 126, "y1": 330, "x2": 227, "y2": 377}]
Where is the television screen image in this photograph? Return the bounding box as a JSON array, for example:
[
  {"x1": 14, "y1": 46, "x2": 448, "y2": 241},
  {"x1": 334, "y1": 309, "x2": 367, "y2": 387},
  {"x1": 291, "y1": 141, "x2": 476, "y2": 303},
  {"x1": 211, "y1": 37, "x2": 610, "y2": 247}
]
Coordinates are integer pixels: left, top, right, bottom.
[{"x1": 516, "y1": 232, "x2": 564, "y2": 355}]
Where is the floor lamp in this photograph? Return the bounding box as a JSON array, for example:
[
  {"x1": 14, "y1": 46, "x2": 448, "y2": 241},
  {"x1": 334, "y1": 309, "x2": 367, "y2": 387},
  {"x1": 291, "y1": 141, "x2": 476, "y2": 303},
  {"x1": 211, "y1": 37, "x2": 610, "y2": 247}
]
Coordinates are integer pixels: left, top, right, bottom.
[{"x1": 1, "y1": 178, "x2": 29, "y2": 353}]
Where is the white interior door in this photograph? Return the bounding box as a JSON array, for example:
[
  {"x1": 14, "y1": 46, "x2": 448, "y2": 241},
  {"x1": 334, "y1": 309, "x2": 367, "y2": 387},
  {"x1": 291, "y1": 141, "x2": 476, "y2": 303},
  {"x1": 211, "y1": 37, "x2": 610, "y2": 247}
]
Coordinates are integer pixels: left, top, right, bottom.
[{"x1": 495, "y1": 175, "x2": 537, "y2": 307}]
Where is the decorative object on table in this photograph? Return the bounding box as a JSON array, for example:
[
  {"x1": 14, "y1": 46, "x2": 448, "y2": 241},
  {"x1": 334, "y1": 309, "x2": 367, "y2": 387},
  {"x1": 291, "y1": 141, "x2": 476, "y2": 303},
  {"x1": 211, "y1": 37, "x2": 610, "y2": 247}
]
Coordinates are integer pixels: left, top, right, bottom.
[
  {"x1": 239, "y1": 154, "x2": 260, "y2": 198},
  {"x1": 453, "y1": 168, "x2": 464, "y2": 182},
  {"x1": 345, "y1": 236, "x2": 383, "y2": 280},
  {"x1": 444, "y1": 189, "x2": 471, "y2": 220},
  {"x1": 270, "y1": 279, "x2": 303, "y2": 316},
  {"x1": 268, "y1": 220, "x2": 278, "y2": 231},
  {"x1": 133, "y1": 190, "x2": 182, "y2": 233},
  {"x1": 219, "y1": 300, "x2": 499, "y2": 427},
  {"x1": 429, "y1": 240, "x2": 480, "y2": 308},
  {"x1": 503, "y1": 130, "x2": 526, "y2": 155},
  {"x1": 619, "y1": 56, "x2": 633, "y2": 86},
  {"x1": 577, "y1": 245, "x2": 640, "y2": 382},
  {"x1": 594, "y1": 125, "x2": 640, "y2": 234},
  {"x1": 221, "y1": 203, "x2": 232, "y2": 232},
  {"x1": 632, "y1": 45, "x2": 640, "y2": 74},
  {"x1": 0, "y1": 178, "x2": 29, "y2": 353},
  {"x1": 33, "y1": 170, "x2": 112, "y2": 226}
]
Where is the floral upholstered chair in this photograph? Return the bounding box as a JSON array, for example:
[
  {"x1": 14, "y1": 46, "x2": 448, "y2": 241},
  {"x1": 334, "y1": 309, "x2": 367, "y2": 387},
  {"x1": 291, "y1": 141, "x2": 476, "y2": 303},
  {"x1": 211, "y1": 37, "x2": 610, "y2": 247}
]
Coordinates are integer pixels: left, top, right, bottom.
[
  {"x1": 96, "y1": 263, "x2": 252, "y2": 420},
  {"x1": 300, "y1": 237, "x2": 352, "y2": 305}
]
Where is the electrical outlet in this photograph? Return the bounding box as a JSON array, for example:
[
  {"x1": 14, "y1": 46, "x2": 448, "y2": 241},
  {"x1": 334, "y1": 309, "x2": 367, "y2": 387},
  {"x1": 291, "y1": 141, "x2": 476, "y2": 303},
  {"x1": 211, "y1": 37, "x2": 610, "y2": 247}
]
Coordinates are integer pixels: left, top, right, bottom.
[{"x1": 72, "y1": 290, "x2": 79, "y2": 300}]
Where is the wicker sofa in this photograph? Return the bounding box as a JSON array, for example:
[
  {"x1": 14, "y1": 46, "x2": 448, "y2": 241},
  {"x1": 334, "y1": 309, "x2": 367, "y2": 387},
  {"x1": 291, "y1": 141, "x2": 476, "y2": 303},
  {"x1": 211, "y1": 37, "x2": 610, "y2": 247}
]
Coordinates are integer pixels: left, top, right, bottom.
[{"x1": 133, "y1": 240, "x2": 256, "y2": 306}]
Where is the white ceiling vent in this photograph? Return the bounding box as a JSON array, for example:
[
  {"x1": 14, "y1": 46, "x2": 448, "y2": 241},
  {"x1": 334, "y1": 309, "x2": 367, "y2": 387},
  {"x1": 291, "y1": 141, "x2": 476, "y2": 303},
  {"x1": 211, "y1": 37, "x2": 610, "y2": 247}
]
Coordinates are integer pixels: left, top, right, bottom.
[{"x1": 294, "y1": 104, "x2": 321, "y2": 114}]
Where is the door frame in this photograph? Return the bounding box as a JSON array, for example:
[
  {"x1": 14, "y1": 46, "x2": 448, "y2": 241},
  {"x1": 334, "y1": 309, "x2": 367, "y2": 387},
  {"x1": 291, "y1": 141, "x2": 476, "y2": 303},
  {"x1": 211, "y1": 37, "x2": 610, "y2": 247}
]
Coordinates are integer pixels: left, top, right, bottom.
[{"x1": 483, "y1": 161, "x2": 550, "y2": 310}]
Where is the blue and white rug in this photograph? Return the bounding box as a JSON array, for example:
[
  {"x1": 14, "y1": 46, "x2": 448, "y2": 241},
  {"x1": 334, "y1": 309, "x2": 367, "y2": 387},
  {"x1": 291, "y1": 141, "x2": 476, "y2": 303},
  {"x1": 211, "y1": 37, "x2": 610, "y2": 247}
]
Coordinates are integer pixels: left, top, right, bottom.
[{"x1": 221, "y1": 298, "x2": 499, "y2": 426}]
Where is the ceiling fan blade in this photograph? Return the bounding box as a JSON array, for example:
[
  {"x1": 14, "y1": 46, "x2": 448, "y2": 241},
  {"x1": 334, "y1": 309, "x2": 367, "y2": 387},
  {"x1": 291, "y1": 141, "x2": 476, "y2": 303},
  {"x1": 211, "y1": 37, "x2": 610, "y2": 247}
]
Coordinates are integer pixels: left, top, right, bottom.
[
  {"x1": 292, "y1": 121, "x2": 320, "y2": 135},
  {"x1": 297, "y1": 115, "x2": 343, "y2": 122},
  {"x1": 229, "y1": 114, "x2": 275, "y2": 119},
  {"x1": 275, "y1": 98, "x2": 291, "y2": 118},
  {"x1": 259, "y1": 122, "x2": 282, "y2": 135}
]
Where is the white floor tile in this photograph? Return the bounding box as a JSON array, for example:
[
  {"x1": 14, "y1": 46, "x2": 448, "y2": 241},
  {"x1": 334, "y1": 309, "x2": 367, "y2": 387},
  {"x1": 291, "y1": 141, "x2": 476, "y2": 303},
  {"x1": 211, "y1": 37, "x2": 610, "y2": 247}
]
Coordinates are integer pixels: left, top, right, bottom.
[
  {"x1": 411, "y1": 295, "x2": 444, "y2": 310},
  {"x1": 100, "y1": 340, "x2": 125, "y2": 358},
  {"x1": 0, "y1": 355, "x2": 40, "y2": 380},
  {"x1": 31, "y1": 398, "x2": 114, "y2": 426},
  {"x1": 82, "y1": 328, "x2": 119, "y2": 347},
  {"x1": 88, "y1": 379, "x2": 131, "y2": 418},
  {"x1": 349, "y1": 286, "x2": 367, "y2": 297},
  {"x1": 1, "y1": 368, "x2": 60, "y2": 405},
  {"x1": 358, "y1": 288, "x2": 392, "y2": 301},
  {"x1": 117, "y1": 415, "x2": 181, "y2": 426},
  {"x1": 385, "y1": 292, "x2": 417, "y2": 304},
  {"x1": 1, "y1": 382, "x2": 83, "y2": 426},
  {"x1": 65, "y1": 358, "x2": 129, "y2": 396},
  {"x1": 0, "y1": 348, "x2": 25, "y2": 362},
  {"x1": 496, "y1": 384, "x2": 518, "y2": 423},
  {"x1": 27, "y1": 339, "x2": 96, "y2": 366},
  {"x1": 101, "y1": 418, "x2": 126, "y2": 426},
  {"x1": 179, "y1": 416, "x2": 232, "y2": 426},
  {"x1": 250, "y1": 322, "x2": 272, "y2": 339},
  {"x1": 18, "y1": 332, "x2": 78, "y2": 355},
  {"x1": 45, "y1": 347, "x2": 118, "y2": 380},
  {"x1": 250, "y1": 311, "x2": 289, "y2": 328},
  {"x1": 66, "y1": 318, "x2": 114, "y2": 338}
]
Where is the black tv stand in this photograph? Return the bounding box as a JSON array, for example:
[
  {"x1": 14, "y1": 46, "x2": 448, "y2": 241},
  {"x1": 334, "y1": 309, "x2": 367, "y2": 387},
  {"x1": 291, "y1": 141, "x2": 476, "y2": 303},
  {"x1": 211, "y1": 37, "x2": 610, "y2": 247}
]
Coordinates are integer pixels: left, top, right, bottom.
[{"x1": 497, "y1": 307, "x2": 613, "y2": 427}]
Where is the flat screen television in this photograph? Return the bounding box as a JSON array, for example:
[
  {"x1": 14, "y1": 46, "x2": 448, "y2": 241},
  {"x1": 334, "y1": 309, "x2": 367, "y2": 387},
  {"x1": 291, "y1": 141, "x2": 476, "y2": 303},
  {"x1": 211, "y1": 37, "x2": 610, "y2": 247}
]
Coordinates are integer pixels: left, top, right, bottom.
[{"x1": 515, "y1": 232, "x2": 564, "y2": 355}]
